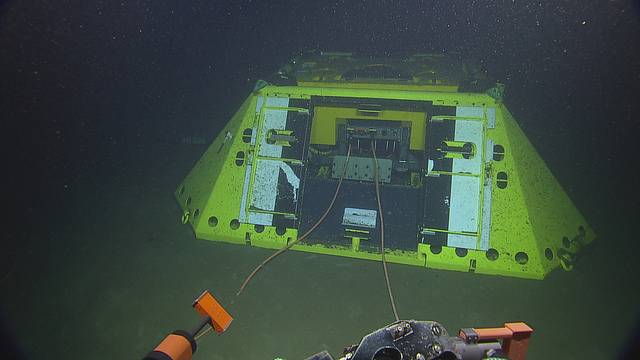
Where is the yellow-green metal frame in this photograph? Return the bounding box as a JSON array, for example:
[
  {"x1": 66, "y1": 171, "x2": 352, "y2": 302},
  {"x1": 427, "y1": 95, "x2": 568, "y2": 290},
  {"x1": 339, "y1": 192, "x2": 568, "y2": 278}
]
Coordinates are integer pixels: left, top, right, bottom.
[{"x1": 175, "y1": 85, "x2": 595, "y2": 279}]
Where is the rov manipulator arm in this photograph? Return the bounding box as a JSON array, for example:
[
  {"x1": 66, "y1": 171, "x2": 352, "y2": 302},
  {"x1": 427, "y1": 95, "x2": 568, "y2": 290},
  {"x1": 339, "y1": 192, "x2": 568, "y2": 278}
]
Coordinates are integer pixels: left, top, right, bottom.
[
  {"x1": 306, "y1": 320, "x2": 533, "y2": 360},
  {"x1": 142, "y1": 292, "x2": 532, "y2": 360}
]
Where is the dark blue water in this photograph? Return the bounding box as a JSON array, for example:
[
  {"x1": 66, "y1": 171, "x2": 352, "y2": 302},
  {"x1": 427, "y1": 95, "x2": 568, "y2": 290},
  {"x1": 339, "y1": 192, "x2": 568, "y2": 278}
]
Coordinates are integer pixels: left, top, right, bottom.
[{"x1": 2, "y1": 1, "x2": 639, "y2": 359}]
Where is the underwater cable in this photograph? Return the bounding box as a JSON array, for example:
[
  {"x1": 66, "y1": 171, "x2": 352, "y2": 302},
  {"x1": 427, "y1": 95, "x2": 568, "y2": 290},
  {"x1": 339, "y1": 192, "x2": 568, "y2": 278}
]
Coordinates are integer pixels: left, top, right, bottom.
[
  {"x1": 236, "y1": 143, "x2": 353, "y2": 297},
  {"x1": 372, "y1": 140, "x2": 400, "y2": 322}
]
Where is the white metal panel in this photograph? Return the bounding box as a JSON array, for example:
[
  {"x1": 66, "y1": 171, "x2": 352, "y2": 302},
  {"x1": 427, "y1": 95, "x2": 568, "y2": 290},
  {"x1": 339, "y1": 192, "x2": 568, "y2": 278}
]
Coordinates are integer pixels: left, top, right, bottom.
[
  {"x1": 243, "y1": 96, "x2": 292, "y2": 225},
  {"x1": 258, "y1": 97, "x2": 289, "y2": 157},
  {"x1": 487, "y1": 107, "x2": 496, "y2": 129},
  {"x1": 248, "y1": 160, "x2": 300, "y2": 226},
  {"x1": 249, "y1": 160, "x2": 280, "y2": 225},
  {"x1": 250, "y1": 126, "x2": 258, "y2": 146},
  {"x1": 447, "y1": 106, "x2": 484, "y2": 249},
  {"x1": 342, "y1": 208, "x2": 377, "y2": 229},
  {"x1": 255, "y1": 96, "x2": 264, "y2": 113},
  {"x1": 447, "y1": 233, "x2": 478, "y2": 249},
  {"x1": 278, "y1": 162, "x2": 300, "y2": 202},
  {"x1": 447, "y1": 175, "x2": 481, "y2": 248},
  {"x1": 251, "y1": 160, "x2": 282, "y2": 210},
  {"x1": 248, "y1": 209, "x2": 273, "y2": 226},
  {"x1": 451, "y1": 107, "x2": 484, "y2": 175},
  {"x1": 485, "y1": 138, "x2": 494, "y2": 163}
]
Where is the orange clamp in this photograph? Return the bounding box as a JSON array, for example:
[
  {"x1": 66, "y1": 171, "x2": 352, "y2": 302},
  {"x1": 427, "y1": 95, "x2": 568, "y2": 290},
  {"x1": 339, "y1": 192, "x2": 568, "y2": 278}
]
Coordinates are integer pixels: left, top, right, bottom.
[
  {"x1": 193, "y1": 290, "x2": 233, "y2": 334},
  {"x1": 461, "y1": 322, "x2": 533, "y2": 360},
  {"x1": 503, "y1": 322, "x2": 534, "y2": 360}
]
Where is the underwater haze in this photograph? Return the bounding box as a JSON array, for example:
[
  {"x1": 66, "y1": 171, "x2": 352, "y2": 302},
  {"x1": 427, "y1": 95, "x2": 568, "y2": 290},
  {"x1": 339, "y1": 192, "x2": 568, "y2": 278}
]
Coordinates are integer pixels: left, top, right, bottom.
[{"x1": 1, "y1": 0, "x2": 640, "y2": 359}]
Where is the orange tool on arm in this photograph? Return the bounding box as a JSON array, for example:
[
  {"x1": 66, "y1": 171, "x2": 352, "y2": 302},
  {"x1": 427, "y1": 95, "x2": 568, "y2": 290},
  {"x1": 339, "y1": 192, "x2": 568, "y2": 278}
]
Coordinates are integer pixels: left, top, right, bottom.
[{"x1": 143, "y1": 290, "x2": 233, "y2": 360}]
